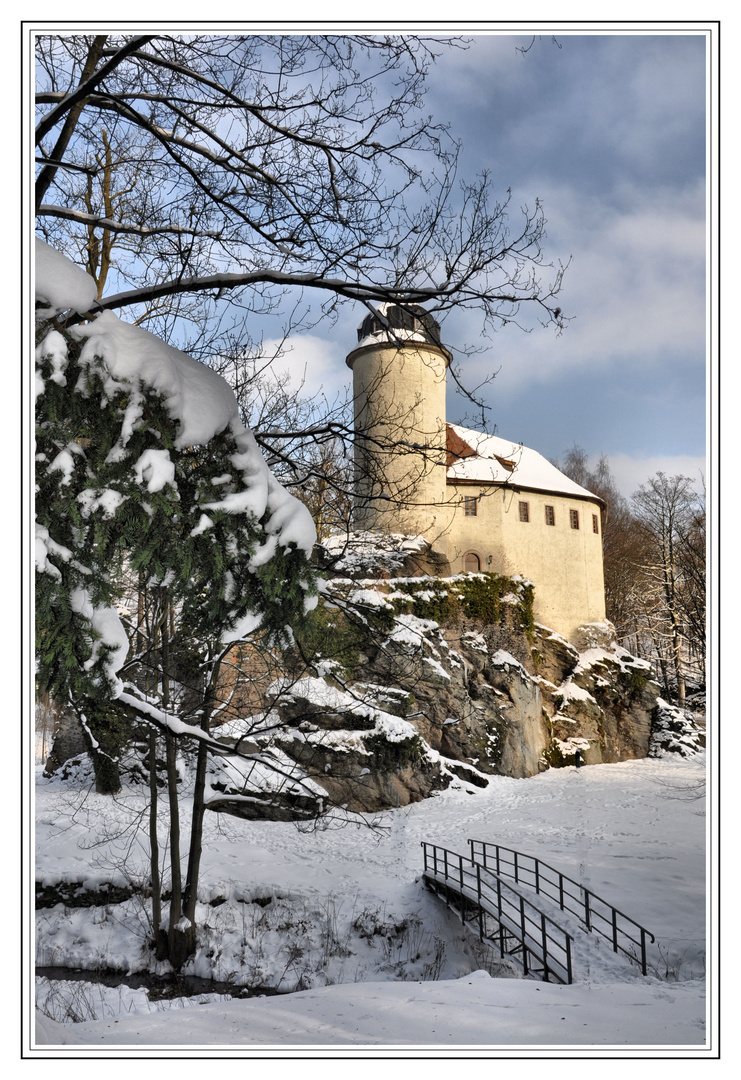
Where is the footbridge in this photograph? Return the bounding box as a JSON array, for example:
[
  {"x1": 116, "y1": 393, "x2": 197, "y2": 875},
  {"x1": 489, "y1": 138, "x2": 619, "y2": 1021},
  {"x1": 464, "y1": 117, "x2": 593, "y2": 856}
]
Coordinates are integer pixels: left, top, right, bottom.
[{"x1": 421, "y1": 840, "x2": 655, "y2": 984}]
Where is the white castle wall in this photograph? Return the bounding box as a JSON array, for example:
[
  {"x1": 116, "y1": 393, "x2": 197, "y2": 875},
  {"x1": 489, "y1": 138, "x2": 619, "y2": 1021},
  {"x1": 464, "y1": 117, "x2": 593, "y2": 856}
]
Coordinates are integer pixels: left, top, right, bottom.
[
  {"x1": 345, "y1": 315, "x2": 606, "y2": 642},
  {"x1": 346, "y1": 338, "x2": 452, "y2": 538},
  {"x1": 442, "y1": 484, "x2": 607, "y2": 638}
]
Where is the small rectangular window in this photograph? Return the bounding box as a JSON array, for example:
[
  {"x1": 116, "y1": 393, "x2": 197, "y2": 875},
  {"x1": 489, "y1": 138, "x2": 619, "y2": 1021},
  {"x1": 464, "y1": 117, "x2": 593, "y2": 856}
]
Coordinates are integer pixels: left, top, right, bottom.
[
  {"x1": 463, "y1": 495, "x2": 477, "y2": 517},
  {"x1": 545, "y1": 505, "x2": 555, "y2": 526},
  {"x1": 592, "y1": 513, "x2": 599, "y2": 534},
  {"x1": 518, "y1": 501, "x2": 530, "y2": 522},
  {"x1": 570, "y1": 509, "x2": 580, "y2": 530}
]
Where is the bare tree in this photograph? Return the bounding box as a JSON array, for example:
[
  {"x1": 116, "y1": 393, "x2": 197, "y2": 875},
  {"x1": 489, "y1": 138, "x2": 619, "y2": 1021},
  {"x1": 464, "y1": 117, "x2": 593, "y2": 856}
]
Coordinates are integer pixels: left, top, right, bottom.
[
  {"x1": 35, "y1": 33, "x2": 566, "y2": 358},
  {"x1": 36, "y1": 31, "x2": 570, "y2": 565},
  {"x1": 553, "y1": 451, "x2": 706, "y2": 700},
  {"x1": 675, "y1": 488, "x2": 706, "y2": 685},
  {"x1": 35, "y1": 31, "x2": 570, "y2": 972},
  {"x1": 631, "y1": 473, "x2": 705, "y2": 706}
]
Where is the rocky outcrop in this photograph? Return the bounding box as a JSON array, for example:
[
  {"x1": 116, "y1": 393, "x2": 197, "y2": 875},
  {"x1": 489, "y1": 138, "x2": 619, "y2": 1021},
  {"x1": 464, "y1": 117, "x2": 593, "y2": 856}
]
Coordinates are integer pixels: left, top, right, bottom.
[
  {"x1": 258, "y1": 579, "x2": 704, "y2": 811},
  {"x1": 649, "y1": 698, "x2": 706, "y2": 757},
  {"x1": 532, "y1": 622, "x2": 661, "y2": 767},
  {"x1": 43, "y1": 569, "x2": 705, "y2": 818},
  {"x1": 202, "y1": 575, "x2": 703, "y2": 815}
]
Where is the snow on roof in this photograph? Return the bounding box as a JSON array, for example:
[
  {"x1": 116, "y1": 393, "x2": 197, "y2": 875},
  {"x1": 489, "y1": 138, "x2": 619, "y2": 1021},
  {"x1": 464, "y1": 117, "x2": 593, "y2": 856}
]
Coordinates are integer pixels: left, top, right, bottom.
[
  {"x1": 446, "y1": 423, "x2": 600, "y2": 501},
  {"x1": 353, "y1": 302, "x2": 448, "y2": 355}
]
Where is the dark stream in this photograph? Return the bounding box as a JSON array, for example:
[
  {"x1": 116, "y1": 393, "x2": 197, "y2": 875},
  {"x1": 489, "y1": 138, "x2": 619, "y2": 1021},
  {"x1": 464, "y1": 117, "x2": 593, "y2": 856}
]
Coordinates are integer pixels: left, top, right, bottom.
[{"x1": 36, "y1": 966, "x2": 279, "y2": 1001}]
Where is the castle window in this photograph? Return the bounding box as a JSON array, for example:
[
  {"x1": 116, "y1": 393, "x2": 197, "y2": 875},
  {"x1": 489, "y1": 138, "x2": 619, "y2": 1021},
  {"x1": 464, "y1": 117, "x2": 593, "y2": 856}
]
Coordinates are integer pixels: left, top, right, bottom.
[
  {"x1": 464, "y1": 552, "x2": 481, "y2": 573},
  {"x1": 570, "y1": 509, "x2": 580, "y2": 530},
  {"x1": 519, "y1": 501, "x2": 530, "y2": 522},
  {"x1": 464, "y1": 495, "x2": 478, "y2": 516},
  {"x1": 545, "y1": 505, "x2": 555, "y2": 526},
  {"x1": 593, "y1": 513, "x2": 600, "y2": 534}
]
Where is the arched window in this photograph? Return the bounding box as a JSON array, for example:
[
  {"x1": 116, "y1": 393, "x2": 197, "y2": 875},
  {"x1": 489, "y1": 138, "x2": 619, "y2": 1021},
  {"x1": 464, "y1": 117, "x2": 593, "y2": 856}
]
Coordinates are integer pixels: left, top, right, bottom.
[{"x1": 464, "y1": 552, "x2": 481, "y2": 574}]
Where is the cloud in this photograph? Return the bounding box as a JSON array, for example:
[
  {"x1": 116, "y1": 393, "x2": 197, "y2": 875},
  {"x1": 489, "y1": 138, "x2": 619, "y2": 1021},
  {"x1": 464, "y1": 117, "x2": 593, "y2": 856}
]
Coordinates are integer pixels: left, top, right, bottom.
[
  {"x1": 252, "y1": 334, "x2": 350, "y2": 406},
  {"x1": 446, "y1": 174, "x2": 706, "y2": 403},
  {"x1": 607, "y1": 453, "x2": 706, "y2": 499}
]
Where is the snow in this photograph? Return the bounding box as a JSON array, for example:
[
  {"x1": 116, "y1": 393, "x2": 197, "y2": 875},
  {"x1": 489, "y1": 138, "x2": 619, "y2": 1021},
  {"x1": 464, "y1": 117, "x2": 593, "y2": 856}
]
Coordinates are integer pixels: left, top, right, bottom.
[
  {"x1": 132, "y1": 448, "x2": 177, "y2": 494},
  {"x1": 321, "y1": 531, "x2": 430, "y2": 574},
  {"x1": 69, "y1": 589, "x2": 129, "y2": 693},
  {"x1": 77, "y1": 487, "x2": 127, "y2": 519},
  {"x1": 490, "y1": 650, "x2": 527, "y2": 672},
  {"x1": 32, "y1": 753, "x2": 711, "y2": 1055},
  {"x1": 387, "y1": 612, "x2": 440, "y2": 647},
  {"x1": 34, "y1": 328, "x2": 68, "y2": 391},
  {"x1": 423, "y1": 656, "x2": 451, "y2": 680},
  {"x1": 354, "y1": 301, "x2": 434, "y2": 350},
  {"x1": 36, "y1": 243, "x2": 315, "y2": 561},
  {"x1": 270, "y1": 676, "x2": 419, "y2": 745},
  {"x1": 356, "y1": 327, "x2": 431, "y2": 350},
  {"x1": 46, "y1": 445, "x2": 79, "y2": 485},
  {"x1": 35, "y1": 238, "x2": 98, "y2": 316},
  {"x1": 71, "y1": 310, "x2": 240, "y2": 451},
  {"x1": 35, "y1": 976, "x2": 704, "y2": 1050},
  {"x1": 35, "y1": 524, "x2": 70, "y2": 579},
  {"x1": 447, "y1": 423, "x2": 600, "y2": 500},
  {"x1": 347, "y1": 588, "x2": 395, "y2": 609},
  {"x1": 556, "y1": 680, "x2": 596, "y2": 704}
]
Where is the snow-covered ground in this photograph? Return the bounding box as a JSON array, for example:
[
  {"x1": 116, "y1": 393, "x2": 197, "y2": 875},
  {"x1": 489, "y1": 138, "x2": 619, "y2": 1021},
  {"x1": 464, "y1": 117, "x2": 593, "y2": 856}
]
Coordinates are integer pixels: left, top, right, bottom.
[{"x1": 29, "y1": 747, "x2": 713, "y2": 1058}]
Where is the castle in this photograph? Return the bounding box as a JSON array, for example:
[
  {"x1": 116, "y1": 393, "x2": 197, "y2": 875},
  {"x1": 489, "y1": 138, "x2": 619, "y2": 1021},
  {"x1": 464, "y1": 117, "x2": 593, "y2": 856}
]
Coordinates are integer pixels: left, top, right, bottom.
[{"x1": 345, "y1": 304, "x2": 606, "y2": 643}]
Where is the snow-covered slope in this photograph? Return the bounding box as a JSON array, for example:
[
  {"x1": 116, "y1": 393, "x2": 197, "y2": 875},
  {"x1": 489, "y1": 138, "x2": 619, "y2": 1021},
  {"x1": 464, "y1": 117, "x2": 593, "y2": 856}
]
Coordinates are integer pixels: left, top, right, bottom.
[{"x1": 33, "y1": 752, "x2": 709, "y2": 1053}]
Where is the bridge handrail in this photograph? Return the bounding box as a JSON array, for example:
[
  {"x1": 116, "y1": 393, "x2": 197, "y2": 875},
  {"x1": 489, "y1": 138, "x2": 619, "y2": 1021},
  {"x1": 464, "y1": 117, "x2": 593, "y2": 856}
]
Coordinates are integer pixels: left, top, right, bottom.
[
  {"x1": 468, "y1": 839, "x2": 654, "y2": 975},
  {"x1": 421, "y1": 841, "x2": 573, "y2": 983}
]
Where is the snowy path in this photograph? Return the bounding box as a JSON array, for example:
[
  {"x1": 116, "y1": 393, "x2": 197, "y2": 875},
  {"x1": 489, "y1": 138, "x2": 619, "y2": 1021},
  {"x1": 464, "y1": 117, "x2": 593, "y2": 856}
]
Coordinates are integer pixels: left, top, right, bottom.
[{"x1": 36, "y1": 973, "x2": 705, "y2": 1048}]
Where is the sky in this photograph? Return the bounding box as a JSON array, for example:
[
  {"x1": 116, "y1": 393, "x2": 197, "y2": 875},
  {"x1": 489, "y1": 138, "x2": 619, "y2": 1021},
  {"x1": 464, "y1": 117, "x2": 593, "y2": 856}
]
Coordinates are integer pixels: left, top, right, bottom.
[
  {"x1": 268, "y1": 28, "x2": 710, "y2": 499},
  {"x1": 27, "y1": 23, "x2": 712, "y2": 501}
]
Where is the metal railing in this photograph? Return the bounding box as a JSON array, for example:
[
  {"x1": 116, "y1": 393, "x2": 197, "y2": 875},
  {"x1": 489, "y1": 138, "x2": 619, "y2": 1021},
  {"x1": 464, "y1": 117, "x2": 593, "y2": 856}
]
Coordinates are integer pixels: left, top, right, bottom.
[
  {"x1": 421, "y1": 841, "x2": 573, "y2": 984},
  {"x1": 468, "y1": 840, "x2": 654, "y2": 975}
]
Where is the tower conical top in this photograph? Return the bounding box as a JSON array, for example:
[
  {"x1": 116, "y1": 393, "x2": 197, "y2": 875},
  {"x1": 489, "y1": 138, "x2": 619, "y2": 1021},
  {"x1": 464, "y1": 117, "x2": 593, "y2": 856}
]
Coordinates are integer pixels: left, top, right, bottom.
[{"x1": 356, "y1": 302, "x2": 443, "y2": 347}]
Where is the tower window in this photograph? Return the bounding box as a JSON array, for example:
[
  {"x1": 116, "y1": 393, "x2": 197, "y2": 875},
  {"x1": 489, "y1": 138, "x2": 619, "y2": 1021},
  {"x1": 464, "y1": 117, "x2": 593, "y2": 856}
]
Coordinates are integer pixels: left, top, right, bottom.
[
  {"x1": 545, "y1": 505, "x2": 555, "y2": 526},
  {"x1": 464, "y1": 495, "x2": 478, "y2": 516},
  {"x1": 593, "y1": 513, "x2": 600, "y2": 534},
  {"x1": 570, "y1": 509, "x2": 580, "y2": 530},
  {"x1": 519, "y1": 501, "x2": 530, "y2": 522}
]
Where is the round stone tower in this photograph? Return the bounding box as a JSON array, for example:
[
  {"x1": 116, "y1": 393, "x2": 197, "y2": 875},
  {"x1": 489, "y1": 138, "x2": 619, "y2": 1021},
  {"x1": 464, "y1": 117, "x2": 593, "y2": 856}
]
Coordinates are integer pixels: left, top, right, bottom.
[{"x1": 345, "y1": 303, "x2": 452, "y2": 536}]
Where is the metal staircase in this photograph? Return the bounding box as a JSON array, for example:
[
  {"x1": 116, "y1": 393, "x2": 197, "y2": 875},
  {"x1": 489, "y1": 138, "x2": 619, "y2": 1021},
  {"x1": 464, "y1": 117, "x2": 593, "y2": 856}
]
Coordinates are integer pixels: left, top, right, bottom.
[
  {"x1": 468, "y1": 840, "x2": 655, "y2": 975},
  {"x1": 421, "y1": 842, "x2": 574, "y2": 983},
  {"x1": 421, "y1": 840, "x2": 655, "y2": 983}
]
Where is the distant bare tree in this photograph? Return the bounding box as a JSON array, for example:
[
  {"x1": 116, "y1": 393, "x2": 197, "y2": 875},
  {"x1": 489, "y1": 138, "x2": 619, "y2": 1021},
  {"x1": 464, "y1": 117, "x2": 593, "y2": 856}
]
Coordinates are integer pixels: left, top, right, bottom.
[
  {"x1": 554, "y1": 451, "x2": 706, "y2": 702},
  {"x1": 631, "y1": 473, "x2": 705, "y2": 707}
]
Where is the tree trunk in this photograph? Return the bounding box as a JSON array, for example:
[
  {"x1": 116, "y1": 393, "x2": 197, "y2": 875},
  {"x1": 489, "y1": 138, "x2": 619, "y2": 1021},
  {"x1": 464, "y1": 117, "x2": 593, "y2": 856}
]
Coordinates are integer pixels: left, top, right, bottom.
[
  {"x1": 148, "y1": 729, "x2": 167, "y2": 960},
  {"x1": 157, "y1": 611, "x2": 194, "y2": 970},
  {"x1": 182, "y1": 740, "x2": 208, "y2": 934},
  {"x1": 76, "y1": 697, "x2": 124, "y2": 794},
  {"x1": 181, "y1": 659, "x2": 221, "y2": 958},
  {"x1": 670, "y1": 613, "x2": 686, "y2": 708}
]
